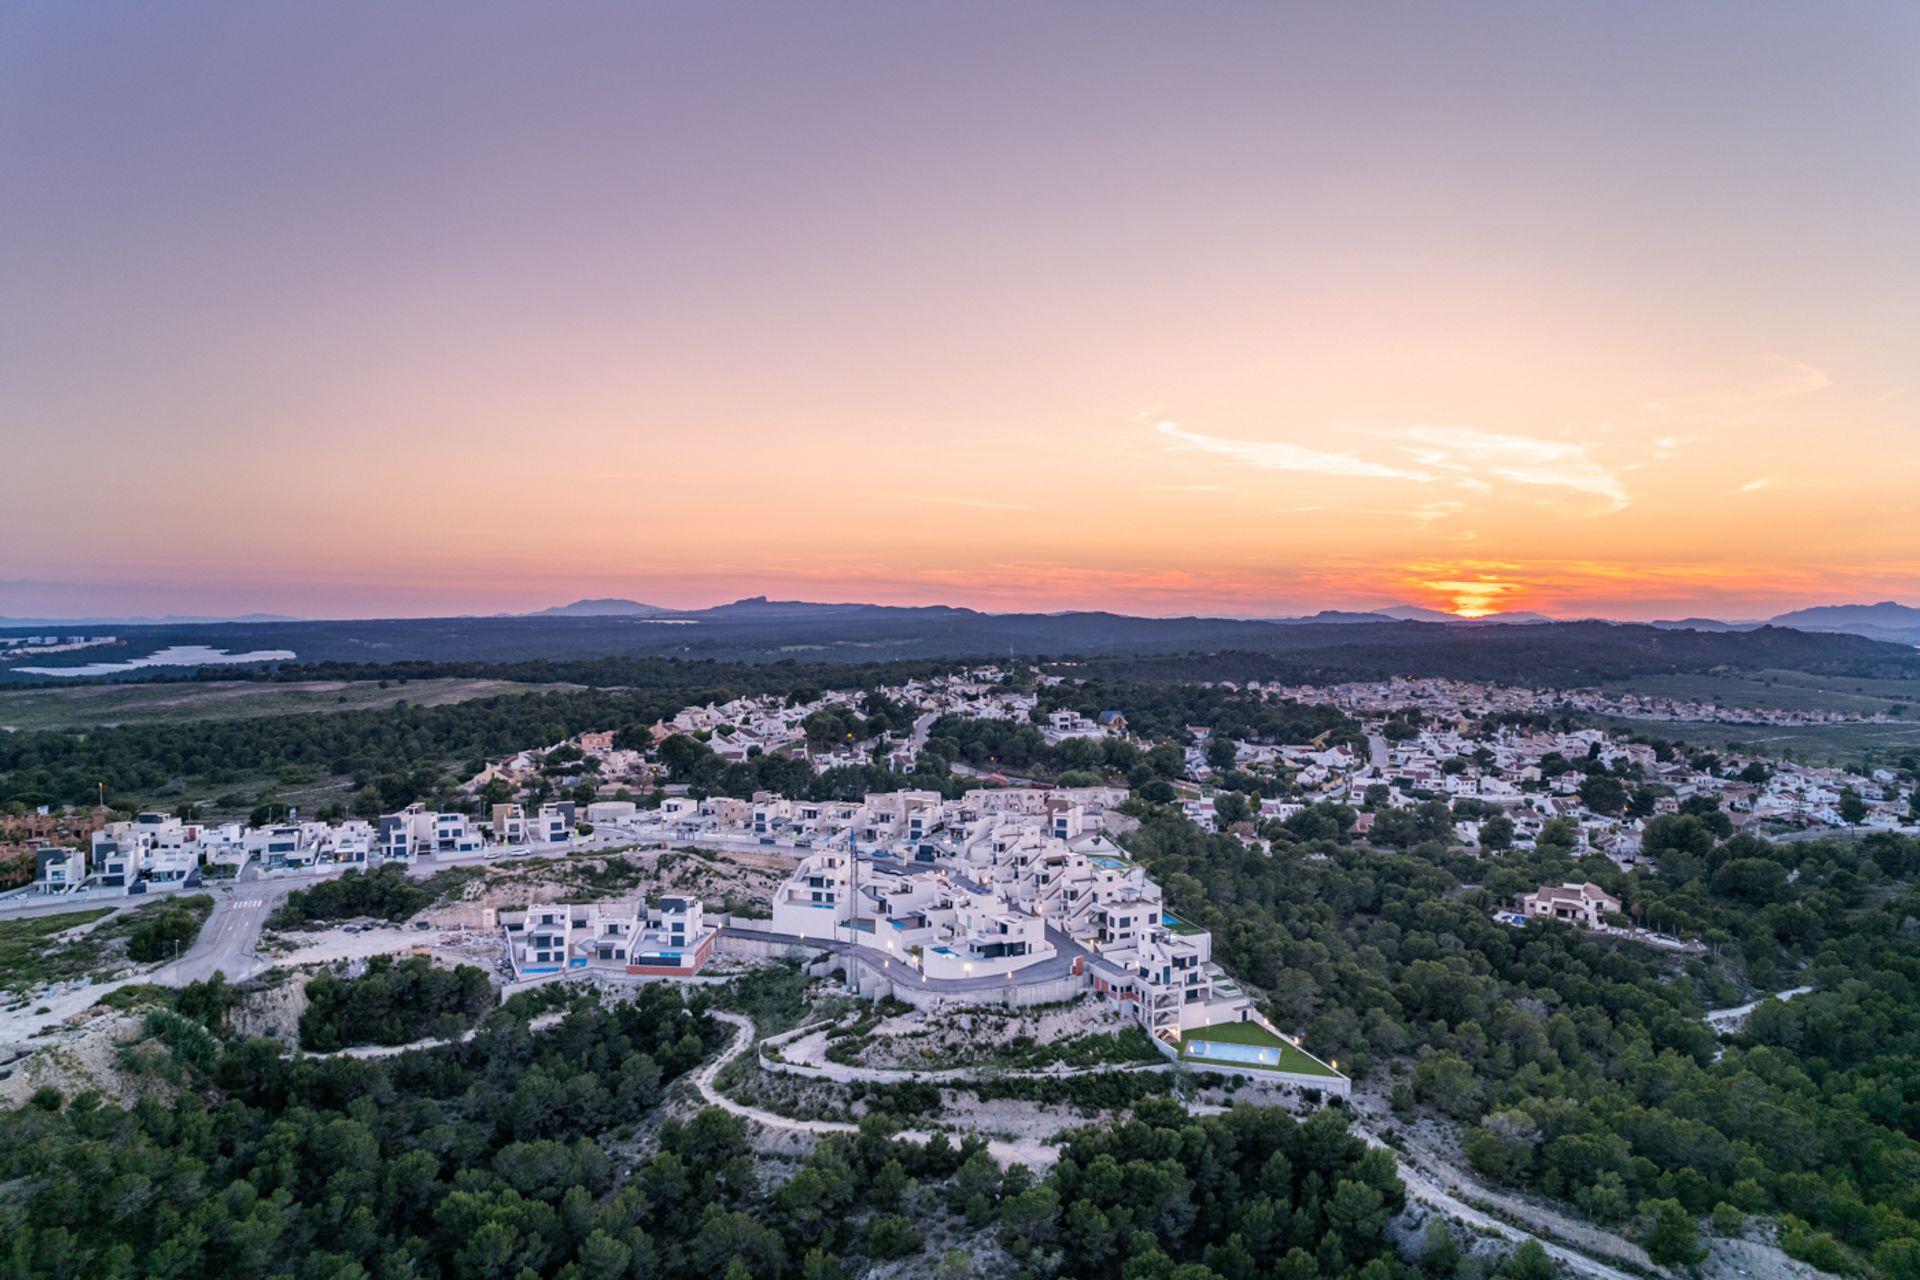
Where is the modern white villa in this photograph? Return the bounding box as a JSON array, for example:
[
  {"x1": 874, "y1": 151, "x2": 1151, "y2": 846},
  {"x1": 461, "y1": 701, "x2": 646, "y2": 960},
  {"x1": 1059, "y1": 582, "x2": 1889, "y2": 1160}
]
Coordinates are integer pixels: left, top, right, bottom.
[
  {"x1": 765, "y1": 786, "x2": 1257, "y2": 1042},
  {"x1": 498, "y1": 894, "x2": 716, "y2": 980}
]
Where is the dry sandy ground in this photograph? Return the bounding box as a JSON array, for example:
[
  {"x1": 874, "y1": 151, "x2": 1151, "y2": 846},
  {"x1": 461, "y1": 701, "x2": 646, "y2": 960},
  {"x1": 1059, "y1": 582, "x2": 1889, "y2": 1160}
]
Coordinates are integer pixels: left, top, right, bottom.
[
  {"x1": 263, "y1": 922, "x2": 502, "y2": 972},
  {"x1": 0, "y1": 1009, "x2": 164, "y2": 1108},
  {"x1": 411, "y1": 846, "x2": 787, "y2": 932},
  {"x1": 787, "y1": 999, "x2": 1141, "y2": 1072}
]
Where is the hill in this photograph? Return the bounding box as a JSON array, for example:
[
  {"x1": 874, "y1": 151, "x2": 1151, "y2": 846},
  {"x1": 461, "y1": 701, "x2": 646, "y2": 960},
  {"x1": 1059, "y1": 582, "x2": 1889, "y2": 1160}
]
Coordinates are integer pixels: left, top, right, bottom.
[
  {"x1": 1769, "y1": 600, "x2": 1920, "y2": 645},
  {"x1": 6, "y1": 607, "x2": 1917, "y2": 688},
  {"x1": 523, "y1": 598, "x2": 667, "y2": 617}
]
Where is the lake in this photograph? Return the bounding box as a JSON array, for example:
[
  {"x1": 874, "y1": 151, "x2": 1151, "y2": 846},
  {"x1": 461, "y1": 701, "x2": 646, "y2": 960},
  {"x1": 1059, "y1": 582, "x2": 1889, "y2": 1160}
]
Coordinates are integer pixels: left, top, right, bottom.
[{"x1": 14, "y1": 645, "x2": 298, "y2": 677}]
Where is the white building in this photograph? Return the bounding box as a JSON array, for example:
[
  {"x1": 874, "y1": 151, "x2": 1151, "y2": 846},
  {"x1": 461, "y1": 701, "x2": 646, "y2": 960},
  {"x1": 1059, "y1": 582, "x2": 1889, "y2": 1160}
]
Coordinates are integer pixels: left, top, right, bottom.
[
  {"x1": 498, "y1": 895, "x2": 715, "y2": 979},
  {"x1": 1516, "y1": 881, "x2": 1621, "y2": 930}
]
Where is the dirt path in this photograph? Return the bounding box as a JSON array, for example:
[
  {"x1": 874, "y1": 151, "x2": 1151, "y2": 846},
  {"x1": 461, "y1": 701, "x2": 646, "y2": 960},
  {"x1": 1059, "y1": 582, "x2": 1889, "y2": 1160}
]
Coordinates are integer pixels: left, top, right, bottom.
[
  {"x1": 1349, "y1": 1112, "x2": 1652, "y2": 1280},
  {"x1": 695, "y1": 1011, "x2": 1060, "y2": 1169},
  {"x1": 303, "y1": 1011, "x2": 566, "y2": 1059},
  {"x1": 767, "y1": 1018, "x2": 1170, "y2": 1085},
  {"x1": 1349, "y1": 1098, "x2": 1811, "y2": 1280},
  {"x1": 1704, "y1": 985, "x2": 1813, "y2": 1030}
]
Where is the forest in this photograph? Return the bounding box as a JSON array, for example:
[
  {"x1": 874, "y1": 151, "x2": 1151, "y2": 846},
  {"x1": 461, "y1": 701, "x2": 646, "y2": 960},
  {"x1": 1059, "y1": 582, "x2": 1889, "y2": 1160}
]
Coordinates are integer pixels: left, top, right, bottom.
[
  {"x1": 0, "y1": 964, "x2": 1549, "y2": 1280},
  {"x1": 0, "y1": 658, "x2": 959, "y2": 811},
  {"x1": 9, "y1": 609, "x2": 1915, "y2": 683},
  {"x1": 1121, "y1": 808, "x2": 1920, "y2": 1278},
  {"x1": 268, "y1": 866, "x2": 474, "y2": 930},
  {"x1": 298, "y1": 956, "x2": 496, "y2": 1051}
]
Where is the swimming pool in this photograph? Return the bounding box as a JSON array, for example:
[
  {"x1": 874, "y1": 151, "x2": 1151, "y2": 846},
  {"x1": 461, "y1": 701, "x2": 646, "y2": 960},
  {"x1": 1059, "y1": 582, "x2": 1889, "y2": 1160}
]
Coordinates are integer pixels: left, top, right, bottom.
[{"x1": 1185, "y1": 1038, "x2": 1282, "y2": 1067}]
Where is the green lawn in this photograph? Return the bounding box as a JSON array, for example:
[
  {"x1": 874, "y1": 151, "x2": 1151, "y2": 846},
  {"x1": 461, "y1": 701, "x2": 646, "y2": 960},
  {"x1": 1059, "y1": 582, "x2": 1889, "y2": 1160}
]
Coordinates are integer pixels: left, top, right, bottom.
[{"x1": 1179, "y1": 1020, "x2": 1342, "y2": 1077}]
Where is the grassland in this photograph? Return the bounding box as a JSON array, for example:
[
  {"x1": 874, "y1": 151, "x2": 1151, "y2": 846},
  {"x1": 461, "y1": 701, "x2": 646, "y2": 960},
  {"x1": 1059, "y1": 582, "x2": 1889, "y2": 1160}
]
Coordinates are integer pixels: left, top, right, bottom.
[
  {"x1": 0, "y1": 677, "x2": 565, "y2": 733},
  {"x1": 1582, "y1": 668, "x2": 1920, "y2": 765},
  {"x1": 0, "y1": 896, "x2": 221, "y2": 998},
  {"x1": 0, "y1": 908, "x2": 117, "y2": 994},
  {"x1": 1598, "y1": 668, "x2": 1920, "y2": 717},
  {"x1": 1587, "y1": 714, "x2": 1920, "y2": 767}
]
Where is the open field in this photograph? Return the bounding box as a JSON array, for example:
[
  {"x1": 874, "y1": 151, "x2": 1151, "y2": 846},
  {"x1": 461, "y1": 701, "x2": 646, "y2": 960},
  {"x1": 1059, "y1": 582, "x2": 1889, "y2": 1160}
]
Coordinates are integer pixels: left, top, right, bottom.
[
  {"x1": 0, "y1": 677, "x2": 566, "y2": 733},
  {"x1": 1598, "y1": 668, "x2": 1920, "y2": 717},
  {"x1": 0, "y1": 908, "x2": 117, "y2": 995},
  {"x1": 1586, "y1": 714, "x2": 1920, "y2": 766}
]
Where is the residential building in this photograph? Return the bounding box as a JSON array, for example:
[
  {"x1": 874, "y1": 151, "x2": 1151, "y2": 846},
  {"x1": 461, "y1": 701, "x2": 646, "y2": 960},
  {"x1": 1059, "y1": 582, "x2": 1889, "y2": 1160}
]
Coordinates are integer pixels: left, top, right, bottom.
[{"x1": 1516, "y1": 881, "x2": 1622, "y2": 930}]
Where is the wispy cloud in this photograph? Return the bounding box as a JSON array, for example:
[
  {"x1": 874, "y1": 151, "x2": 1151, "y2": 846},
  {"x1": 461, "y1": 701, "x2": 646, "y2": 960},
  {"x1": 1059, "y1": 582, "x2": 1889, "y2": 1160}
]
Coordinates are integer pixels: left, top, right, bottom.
[
  {"x1": 1395, "y1": 425, "x2": 1629, "y2": 512},
  {"x1": 1736, "y1": 477, "x2": 1772, "y2": 494},
  {"x1": 1154, "y1": 482, "x2": 1234, "y2": 493},
  {"x1": 1155, "y1": 421, "x2": 1436, "y2": 482},
  {"x1": 1636, "y1": 359, "x2": 1831, "y2": 428}
]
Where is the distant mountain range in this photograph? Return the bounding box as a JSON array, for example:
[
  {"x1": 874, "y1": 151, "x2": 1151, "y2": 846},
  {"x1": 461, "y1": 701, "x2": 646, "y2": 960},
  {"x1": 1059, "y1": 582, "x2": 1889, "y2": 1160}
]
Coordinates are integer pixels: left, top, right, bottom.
[
  {"x1": 1764, "y1": 601, "x2": 1920, "y2": 646},
  {"x1": 6, "y1": 596, "x2": 1918, "y2": 685},
  {"x1": 1272, "y1": 604, "x2": 1564, "y2": 626},
  {"x1": 8, "y1": 596, "x2": 1919, "y2": 648},
  {"x1": 1273, "y1": 600, "x2": 1920, "y2": 646},
  {"x1": 522, "y1": 598, "x2": 669, "y2": 618}
]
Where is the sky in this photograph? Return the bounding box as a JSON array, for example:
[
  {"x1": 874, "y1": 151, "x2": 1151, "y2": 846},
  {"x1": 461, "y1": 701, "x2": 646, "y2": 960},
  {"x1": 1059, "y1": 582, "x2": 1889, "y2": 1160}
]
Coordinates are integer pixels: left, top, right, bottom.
[{"x1": 3, "y1": 2, "x2": 1918, "y2": 622}]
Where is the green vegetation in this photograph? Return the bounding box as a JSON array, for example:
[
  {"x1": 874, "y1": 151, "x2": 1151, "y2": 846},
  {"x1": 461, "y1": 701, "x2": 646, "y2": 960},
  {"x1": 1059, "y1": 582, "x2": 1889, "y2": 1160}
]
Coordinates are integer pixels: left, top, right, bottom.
[
  {"x1": 951, "y1": 1068, "x2": 1183, "y2": 1113},
  {"x1": 6, "y1": 975, "x2": 1436, "y2": 1280},
  {"x1": 1125, "y1": 805, "x2": 1920, "y2": 1275},
  {"x1": 716, "y1": 961, "x2": 815, "y2": 1035},
  {"x1": 267, "y1": 864, "x2": 474, "y2": 929},
  {"x1": 551, "y1": 849, "x2": 649, "y2": 897},
  {"x1": 921, "y1": 681, "x2": 1359, "y2": 784},
  {"x1": 298, "y1": 955, "x2": 494, "y2": 1051},
  {"x1": 97, "y1": 973, "x2": 244, "y2": 1031},
  {"x1": 0, "y1": 656, "x2": 966, "y2": 812},
  {"x1": 0, "y1": 896, "x2": 213, "y2": 994},
  {"x1": 0, "y1": 986, "x2": 724, "y2": 1278},
  {"x1": 0, "y1": 677, "x2": 559, "y2": 733},
  {"x1": 1600, "y1": 668, "x2": 1920, "y2": 718},
  {"x1": 997, "y1": 1025, "x2": 1163, "y2": 1070},
  {"x1": 1179, "y1": 1019, "x2": 1342, "y2": 1077},
  {"x1": 1039, "y1": 1100, "x2": 1405, "y2": 1277},
  {"x1": 1586, "y1": 712, "x2": 1920, "y2": 768},
  {"x1": 0, "y1": 907, "x2": 114, "y2": 993},
  {"x1": 125, "y1": 894, "x2": 215, "y2": 963}
]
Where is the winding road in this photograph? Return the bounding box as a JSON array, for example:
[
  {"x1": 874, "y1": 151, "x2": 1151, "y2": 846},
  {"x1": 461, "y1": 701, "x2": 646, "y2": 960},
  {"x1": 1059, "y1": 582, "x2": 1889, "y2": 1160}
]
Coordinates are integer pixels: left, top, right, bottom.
[
  {"x1": 1704, "y1": 984, "x2": 1813, "y2": 1031},
  {"x1": 701, "y1": 1011, "x2": 1655, "y2": 1280},
  {"x1": 691, "y1": 1010, "x2": 1059, "y2": 1168}
]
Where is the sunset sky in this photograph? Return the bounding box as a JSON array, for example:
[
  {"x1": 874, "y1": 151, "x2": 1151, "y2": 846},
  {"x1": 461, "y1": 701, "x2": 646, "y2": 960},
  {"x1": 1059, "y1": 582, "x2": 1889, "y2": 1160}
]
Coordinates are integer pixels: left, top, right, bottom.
[{"x1": 4, "y1": 2, "x2": 1917, "y2": 621}]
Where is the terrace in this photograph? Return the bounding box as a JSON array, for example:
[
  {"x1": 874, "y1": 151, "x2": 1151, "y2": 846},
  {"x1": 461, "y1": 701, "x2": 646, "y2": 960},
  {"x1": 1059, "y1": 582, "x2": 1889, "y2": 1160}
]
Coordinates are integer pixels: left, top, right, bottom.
[
  {"x1": 1177, "y1": 1020, "x2": 1342, "y2": 1077},
  {"x1": 1162, "y1": 912, "x2": 1206, "y2": 936}
]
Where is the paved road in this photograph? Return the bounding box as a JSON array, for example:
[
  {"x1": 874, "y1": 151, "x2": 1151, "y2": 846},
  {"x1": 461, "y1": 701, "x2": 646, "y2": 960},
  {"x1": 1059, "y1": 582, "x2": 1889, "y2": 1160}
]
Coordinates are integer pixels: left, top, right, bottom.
[
  {"x1": 1705, "y1": 984, "x2": 1814, "y2": 1030},
  {"x1": 150, "y1": 874, "x2": 294, "y2": 986},
  {"x1": 1366, "y1": 732, "x2": 1389, "y2": 772}
]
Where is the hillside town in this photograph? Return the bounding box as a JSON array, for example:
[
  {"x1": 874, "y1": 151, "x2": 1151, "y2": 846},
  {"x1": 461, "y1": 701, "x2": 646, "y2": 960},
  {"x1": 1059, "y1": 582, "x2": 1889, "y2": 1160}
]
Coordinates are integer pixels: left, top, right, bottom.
[{"x1": 11, "y1": 667, "x2": 1916, "y2": 906}]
